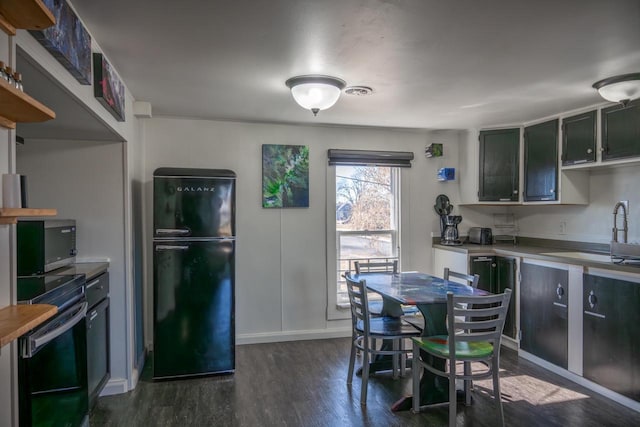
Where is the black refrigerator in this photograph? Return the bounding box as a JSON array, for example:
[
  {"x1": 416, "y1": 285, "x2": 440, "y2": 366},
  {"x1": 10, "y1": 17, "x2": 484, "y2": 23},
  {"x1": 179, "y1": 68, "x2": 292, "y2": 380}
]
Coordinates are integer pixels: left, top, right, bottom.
[{"x1": 153, "y1": 167, "x2": 236, "y2": 379}]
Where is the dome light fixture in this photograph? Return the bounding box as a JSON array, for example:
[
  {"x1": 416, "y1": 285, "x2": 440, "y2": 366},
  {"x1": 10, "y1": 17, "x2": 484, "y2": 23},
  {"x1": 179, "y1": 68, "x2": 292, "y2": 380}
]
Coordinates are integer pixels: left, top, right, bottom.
[
  {"x1": 592, "y1": 73, "x2": 640, "y2": 106},
  {"x1": 285, "y1": 75, "x2": 346, "y2": 116}
]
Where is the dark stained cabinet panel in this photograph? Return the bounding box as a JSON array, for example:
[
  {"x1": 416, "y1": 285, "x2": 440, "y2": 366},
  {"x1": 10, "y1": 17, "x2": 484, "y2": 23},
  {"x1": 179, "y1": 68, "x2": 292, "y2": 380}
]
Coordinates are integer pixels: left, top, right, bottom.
[
  {"x1": 562, "y1": 110, "x2": 596, "y2": 165},
  {"x1": 496, "y1": 257, "x2": 517, "y2": 339},
  {"x1": 520, "y1": 262, "x2": 568, "y2": 368},
  {"x1": 469, "y1": 256, "x2": 517, "y2": 339},
  {"x1": 524, "y1": 119, "x2": 558, "y2": 201},
  {"x1": 602, "y1": 100, "x2": 640, "y2": 161},
  {"x1": 583, "y1": 274, "x2": 640, "y2": 402},
  {"x1": 479, "y1": 128, "x2": 520, "y2": 201}
]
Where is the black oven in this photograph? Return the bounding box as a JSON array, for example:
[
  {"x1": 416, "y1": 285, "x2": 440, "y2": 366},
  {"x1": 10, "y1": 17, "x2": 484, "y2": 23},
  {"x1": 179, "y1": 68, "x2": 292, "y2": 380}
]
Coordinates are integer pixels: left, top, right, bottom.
[
  {"x1": 17, "y1": 219, "x2": 77, "y2": 276},
  {"x1": 17, "y1": 274, "x2": 88, "y2": 427}
]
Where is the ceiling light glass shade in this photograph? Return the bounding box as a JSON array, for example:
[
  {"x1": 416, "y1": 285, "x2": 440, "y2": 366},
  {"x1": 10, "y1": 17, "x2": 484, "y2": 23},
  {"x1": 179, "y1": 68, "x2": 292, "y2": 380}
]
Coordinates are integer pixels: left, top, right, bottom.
[
  {"x1": 286, "y1": 75, "x2": 346, "y2": 115},
  {"x1": 592, "y1": 73, "x2": 640, "y2": 104}
]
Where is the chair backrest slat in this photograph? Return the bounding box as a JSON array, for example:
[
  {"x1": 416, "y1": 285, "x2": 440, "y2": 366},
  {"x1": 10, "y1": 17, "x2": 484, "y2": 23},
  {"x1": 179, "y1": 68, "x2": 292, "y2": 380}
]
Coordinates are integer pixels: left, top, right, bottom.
[
  {"x1": 444, "y1": 267, "x2": 480, "y2": 288},
  {"x1": 345, "y1": 272, "x2": 371, "y2": 334},
  {"x1": 354, "y1": 260, "x2": 398, "y2": 275},
  {"x1": 447, "y1": 288, "x2": 512, "y2": 357}
]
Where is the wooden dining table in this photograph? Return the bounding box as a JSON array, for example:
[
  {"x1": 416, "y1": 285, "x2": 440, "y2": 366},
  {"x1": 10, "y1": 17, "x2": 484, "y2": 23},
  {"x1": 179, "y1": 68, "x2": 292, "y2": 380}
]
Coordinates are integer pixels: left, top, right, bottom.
[{"x1": 351, "y1": 271, "x2": 490, "y2": 412}]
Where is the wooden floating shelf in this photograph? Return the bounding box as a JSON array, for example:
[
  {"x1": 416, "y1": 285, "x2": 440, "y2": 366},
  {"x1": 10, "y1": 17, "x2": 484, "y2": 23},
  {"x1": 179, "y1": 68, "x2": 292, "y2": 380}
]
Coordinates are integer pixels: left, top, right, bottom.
[
  {"x1": 0, "y1": 0, "x2": 55, "y2": 36},
  {"x1": 0, "y1": 304, "x2": 57, "y2": 348},
  {"x1": 0, "y1": 78, "x2": 55, "y2": 129},
  {"x1": 0, "y1": 208, "x2": 57, "y2": 224}
]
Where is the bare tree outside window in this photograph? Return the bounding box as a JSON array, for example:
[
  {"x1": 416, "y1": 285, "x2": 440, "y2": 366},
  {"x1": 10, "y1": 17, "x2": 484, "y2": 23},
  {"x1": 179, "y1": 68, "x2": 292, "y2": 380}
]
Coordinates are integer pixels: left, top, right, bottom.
[{"x1": 335, "y1": 166, "x2": 399, "y2": 304}]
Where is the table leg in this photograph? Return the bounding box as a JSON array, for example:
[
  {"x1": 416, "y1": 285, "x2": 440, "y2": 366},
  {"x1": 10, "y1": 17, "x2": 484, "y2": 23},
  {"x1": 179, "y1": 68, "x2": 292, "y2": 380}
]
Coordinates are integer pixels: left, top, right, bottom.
[{"x1": 392, "y1": 302, "x2": 452, "y2": 411}]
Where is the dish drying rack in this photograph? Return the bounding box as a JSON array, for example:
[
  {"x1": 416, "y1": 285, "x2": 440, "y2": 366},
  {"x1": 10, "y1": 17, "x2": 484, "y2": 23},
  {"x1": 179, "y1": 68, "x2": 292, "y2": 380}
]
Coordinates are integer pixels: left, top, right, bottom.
[{"x1": 493, "y1": 213, "x2": 517, "y2": 245}]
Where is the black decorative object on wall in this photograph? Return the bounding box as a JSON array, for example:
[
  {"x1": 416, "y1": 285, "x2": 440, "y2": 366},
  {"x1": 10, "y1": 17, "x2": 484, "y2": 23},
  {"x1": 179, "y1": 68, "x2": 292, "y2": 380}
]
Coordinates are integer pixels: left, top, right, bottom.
[
  {"x1": 30, "y1": 0, "x2": 92, "y2": 85},
  {"x1": 93, "y1": 53, "x2": 125, "y2": 122}
]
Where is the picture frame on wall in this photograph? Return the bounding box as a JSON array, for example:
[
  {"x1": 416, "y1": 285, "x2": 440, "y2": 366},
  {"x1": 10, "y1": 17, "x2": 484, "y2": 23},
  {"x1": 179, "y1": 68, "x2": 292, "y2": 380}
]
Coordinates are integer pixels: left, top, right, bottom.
[
  {"x1": 93, "y1": 53, "x2": 126, "y2": 122},
  {"x1": 29, "y1": 0, "x2": 92, "y2": 85},
  {"x1": 262, "y1": 144, "x2": 309, "y2": 208}
]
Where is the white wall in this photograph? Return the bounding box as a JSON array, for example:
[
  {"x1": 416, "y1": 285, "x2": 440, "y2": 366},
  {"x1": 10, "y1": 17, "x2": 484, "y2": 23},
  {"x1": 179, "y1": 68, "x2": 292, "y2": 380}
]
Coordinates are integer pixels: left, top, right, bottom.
[{"x1": 142, "y1": 119, "x2": 496, "y2": 343}]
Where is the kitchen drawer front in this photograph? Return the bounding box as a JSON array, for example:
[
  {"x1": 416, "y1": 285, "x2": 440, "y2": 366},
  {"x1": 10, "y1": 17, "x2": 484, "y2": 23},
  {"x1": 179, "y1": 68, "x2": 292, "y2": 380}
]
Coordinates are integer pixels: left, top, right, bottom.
[{"x1": 86, "y1": 272, "x2": 109, "y2": 308}]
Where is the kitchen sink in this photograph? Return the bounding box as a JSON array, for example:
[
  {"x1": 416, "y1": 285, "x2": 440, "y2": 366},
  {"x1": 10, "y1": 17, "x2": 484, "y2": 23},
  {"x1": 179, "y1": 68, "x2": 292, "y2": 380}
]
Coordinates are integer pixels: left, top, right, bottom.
[{"x1": 540, "y1": 251, "x2": 612, "y2": 263}]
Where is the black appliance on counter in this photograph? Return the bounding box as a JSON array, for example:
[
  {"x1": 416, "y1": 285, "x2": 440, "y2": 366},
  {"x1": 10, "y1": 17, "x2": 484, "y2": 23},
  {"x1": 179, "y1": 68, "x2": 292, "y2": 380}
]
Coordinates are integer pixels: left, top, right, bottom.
[
  {"x1": 470, "y1": 256, "x2": 517, "y2": 338},
  {"x1": 17, "y1": 274, "x2": 88, "y2": 427},
  {"x1": 153, "y1": 168, "x2": 236, "y2": 379},
  {"x1": 468, "y1": 227, "x2": 493, "y2": 245},
  {"x1": 17, "y1": 219, "x2": 77, "y2": 276},
  {"x1": 434, "y1": 194, "x2": 463, "y2": 246}
]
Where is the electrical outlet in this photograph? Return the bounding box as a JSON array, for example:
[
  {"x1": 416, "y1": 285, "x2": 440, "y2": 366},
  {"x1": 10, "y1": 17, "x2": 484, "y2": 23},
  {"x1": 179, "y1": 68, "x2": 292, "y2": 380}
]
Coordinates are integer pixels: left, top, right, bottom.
[{"x1": 559, "y1": 220, "x2": 567, "y2": 235}]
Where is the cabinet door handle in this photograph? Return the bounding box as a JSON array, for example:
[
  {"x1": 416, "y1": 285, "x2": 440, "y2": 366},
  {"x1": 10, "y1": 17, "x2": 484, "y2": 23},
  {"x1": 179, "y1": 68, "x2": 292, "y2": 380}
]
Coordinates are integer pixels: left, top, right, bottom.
[
  {"x1": 584, "y1": 310, "x2": 605, "y2": 319},
  {"x1": 553, "y1": 302, "x2": 567, "y2": 308},
  {"x1": 588, "y1": 291, "x2": 597, "y2": 309},
  {"x1": 587, "y1": 148, "x2": 593, "y2": 154},
  {"x1": 87, "y1": 279, "x2": 101, "y2": 289},
  {"x1": 556, "y1": 284, "x2": 564, "y2": 299}
]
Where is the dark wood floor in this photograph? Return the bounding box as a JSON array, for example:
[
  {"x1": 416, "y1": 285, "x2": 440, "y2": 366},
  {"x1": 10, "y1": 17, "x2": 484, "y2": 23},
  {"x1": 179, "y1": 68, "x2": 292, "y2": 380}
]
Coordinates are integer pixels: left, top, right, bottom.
[{"x1": 90, "y1": 338, "x2": 640, "y2": 426}]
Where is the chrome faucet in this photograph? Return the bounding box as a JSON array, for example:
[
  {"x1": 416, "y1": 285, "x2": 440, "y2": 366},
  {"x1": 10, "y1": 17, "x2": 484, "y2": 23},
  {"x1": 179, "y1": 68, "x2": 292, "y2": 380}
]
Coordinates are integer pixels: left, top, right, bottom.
[{"x1": 612, "y1": 201, "x2": 628, "y2": 243}]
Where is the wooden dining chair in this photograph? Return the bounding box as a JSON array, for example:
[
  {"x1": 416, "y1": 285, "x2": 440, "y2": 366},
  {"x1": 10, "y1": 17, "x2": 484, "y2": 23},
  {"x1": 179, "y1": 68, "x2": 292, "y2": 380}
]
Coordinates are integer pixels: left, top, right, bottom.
[
  {"x1": 345, "y1": 272, "x2": 422, "y2": 405},
  {"x1": 354, "y1": 260, "x2": 397, "y2": 316},
  {"x1": 411, "y1": 288, "x2": 512, "y2": 427},
  {"x1": 354, "y1": 260, "x2": 420, "y2": 318},
  {"x1": 443, "y1": 267, "x2": 480, "y2": 288}
]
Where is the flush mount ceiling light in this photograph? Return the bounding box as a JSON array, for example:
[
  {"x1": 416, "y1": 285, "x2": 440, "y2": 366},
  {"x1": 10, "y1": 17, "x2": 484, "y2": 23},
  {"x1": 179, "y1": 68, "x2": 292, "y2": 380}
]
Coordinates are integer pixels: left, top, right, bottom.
[
  {"x1": 285, "y1": 75, "x2": 346, "y2": 116},
  {"x1": 592, "y1": 73, "x2": 640, "y2": 105}
]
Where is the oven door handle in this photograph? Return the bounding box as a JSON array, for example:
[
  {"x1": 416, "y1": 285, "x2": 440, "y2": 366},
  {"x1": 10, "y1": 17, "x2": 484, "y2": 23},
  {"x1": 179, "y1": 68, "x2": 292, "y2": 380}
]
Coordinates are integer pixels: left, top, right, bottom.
[{"x1": 24, "y1": 301, "x2": 88, "y2": 358}]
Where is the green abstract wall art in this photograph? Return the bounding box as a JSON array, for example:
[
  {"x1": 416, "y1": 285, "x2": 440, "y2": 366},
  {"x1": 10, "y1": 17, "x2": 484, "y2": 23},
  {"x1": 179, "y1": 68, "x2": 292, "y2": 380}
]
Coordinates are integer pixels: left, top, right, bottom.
[{"x1": 262, "y1": 144, "x2": 310, "y2": 208}]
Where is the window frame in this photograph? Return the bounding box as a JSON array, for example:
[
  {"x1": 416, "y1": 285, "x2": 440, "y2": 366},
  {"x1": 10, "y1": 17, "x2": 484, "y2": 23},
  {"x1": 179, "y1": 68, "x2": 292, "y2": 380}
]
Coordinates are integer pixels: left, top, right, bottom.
[{"x1": 326, "y1": 165, "x2": 402, "y2": 320}]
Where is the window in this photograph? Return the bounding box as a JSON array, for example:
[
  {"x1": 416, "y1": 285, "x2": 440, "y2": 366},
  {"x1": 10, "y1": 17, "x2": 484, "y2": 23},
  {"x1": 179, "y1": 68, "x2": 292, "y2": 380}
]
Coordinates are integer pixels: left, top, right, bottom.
[{"x1": 332, "y1": 165, "x2": 401, "y2": 309}]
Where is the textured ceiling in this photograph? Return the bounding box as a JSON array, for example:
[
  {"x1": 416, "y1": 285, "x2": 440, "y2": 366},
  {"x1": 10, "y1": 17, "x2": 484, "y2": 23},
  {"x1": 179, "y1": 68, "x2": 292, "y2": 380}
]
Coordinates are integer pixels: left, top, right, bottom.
[{"x1": 67, "y1": 0, "x2": 640, "y2": 129}]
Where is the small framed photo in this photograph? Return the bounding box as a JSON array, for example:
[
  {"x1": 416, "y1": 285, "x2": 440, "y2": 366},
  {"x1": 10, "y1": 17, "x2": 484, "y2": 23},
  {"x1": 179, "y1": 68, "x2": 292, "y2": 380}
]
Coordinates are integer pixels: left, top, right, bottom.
[{"x1": 93, "y1": 53, "x2": 125, "y2": 122}]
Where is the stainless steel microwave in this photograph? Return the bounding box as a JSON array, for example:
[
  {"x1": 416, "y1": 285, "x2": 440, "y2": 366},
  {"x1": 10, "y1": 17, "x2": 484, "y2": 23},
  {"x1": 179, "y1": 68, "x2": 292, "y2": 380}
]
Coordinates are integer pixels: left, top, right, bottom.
[{"x1": 17, "y1": 219, "x2": 77, "y2": 276}]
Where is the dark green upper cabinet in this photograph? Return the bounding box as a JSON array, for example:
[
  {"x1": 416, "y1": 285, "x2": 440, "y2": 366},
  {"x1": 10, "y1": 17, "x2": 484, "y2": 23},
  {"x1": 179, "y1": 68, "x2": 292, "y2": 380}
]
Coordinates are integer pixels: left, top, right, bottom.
[
  {"x1": 602, "y1": 99, "x2": 640, "y2": 161},
  {"x1": 561, "y1": 110, "x2": 596, "y2": 165},
  {"x1": 524, "y1": 119, "x2": 558, "y2": 202},
  {"x1": 479, "y1": 128, "x2": 520, "y2": 202}
]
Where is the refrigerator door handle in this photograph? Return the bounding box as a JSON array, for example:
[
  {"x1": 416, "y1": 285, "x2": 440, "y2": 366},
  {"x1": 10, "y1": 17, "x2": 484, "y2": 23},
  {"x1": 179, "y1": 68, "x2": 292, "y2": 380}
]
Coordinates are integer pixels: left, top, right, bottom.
[
  {"x1": 156, "y1": 245, "x2": 190, "y2": 251},
  {"x1": 156, "y1": 228, "x2": 191, "y2": 235}
]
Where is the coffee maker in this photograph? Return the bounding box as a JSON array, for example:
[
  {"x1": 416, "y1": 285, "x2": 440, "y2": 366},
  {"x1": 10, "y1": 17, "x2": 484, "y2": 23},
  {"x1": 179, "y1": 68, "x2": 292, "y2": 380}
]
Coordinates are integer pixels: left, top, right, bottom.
[
  {"x1": 442, "y1": 215, "x2": 462, "y2": 245},
  {"x1": 434, "y1": 194, "x2": 463, "y2": 246}
]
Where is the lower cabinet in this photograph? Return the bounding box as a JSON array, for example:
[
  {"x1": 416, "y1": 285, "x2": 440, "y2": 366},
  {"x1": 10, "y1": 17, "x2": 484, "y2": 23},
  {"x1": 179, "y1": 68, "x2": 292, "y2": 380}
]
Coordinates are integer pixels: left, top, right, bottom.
[
  {"x1": 583, "y1": 273, "x2": 640, "y2": 402},
  {"x1": 86, "y1": 272, "x2": 110, "y2": 407},
  {"x1": 520, "y1": 262, "x2": 568, "y2": 369},
  {"x1": 470, "y1": 255, "x2": 517, "y2": 339}
]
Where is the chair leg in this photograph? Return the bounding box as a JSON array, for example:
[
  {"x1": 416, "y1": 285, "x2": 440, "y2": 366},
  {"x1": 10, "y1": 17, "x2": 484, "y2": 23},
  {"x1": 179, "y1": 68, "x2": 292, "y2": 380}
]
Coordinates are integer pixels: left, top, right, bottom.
[
  {"x1": 412, "y1": 342, "x2": 420, "y2": 413},
  {"x1": 400, "y1": 339, "x2": 406, "y2": 377},
  {"x1": 449, "y1": 358, "x2": 457, "y2": 427},
  {"x1": 464, "y1": 361, "x2": 472, "y2": 406},
  {"x1": 347, "y1": 334, "x2": 357, "y2": 385},
  {"x1": 392, "y1": 340, "x2": 399, "y2": 379},
  {"x1": 492, "y1": 358, "x2": 505, "y2": 427},
  {"x1": 361, "y1": 338, "x2": 370, "y2": 405}
]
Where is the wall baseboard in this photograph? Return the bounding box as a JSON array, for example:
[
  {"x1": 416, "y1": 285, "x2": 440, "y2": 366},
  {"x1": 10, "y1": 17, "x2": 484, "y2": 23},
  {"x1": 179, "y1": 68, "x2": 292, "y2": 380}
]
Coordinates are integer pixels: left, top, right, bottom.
[
  {"x1": 100, "y1": 378, "x2": 128, "y2": 396},
  {"x1": 129, "y1": 351, "x2": 147, "y2": 391},
  {"x1": 237, "y1": 327, "x2": 351, "y2": 345}
]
